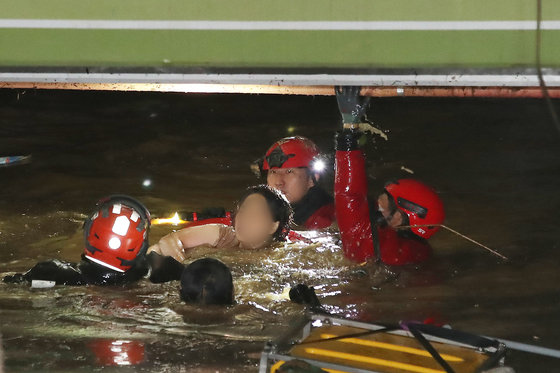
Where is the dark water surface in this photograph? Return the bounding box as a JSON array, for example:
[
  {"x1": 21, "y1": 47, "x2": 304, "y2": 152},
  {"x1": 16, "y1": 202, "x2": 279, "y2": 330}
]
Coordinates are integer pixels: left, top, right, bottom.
[{"x1": 0, "y1": 89, "x2": 559, "y2": 372}]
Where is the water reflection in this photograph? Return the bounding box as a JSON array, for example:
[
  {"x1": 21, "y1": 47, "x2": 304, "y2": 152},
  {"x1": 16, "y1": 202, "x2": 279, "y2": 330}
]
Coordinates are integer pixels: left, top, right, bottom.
[{"x1": 88, "y1": 339, "x2": 145, "y2": 366}]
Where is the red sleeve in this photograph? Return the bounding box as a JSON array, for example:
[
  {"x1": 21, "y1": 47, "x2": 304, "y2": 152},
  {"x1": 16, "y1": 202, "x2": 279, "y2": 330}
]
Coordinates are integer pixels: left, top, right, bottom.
[
  {"x1": 303, "y1": 203, "x2": 336, "y2": 229},
  {"x1": 335, "y1": 149, "x2": 375, "y2": 262},
  {"x1": 335, "y1": 145, "x2": 431, "y2": 265}
]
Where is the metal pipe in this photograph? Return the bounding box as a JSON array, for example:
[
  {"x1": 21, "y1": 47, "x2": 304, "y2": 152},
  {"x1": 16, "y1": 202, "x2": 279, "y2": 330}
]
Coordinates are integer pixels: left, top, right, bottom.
[
  {"x1": 361, "y1": 86, "x2": 560, "y2": 98},
  {"x1": 1, "y1": 81, "x2": 560, "y2": 98}
]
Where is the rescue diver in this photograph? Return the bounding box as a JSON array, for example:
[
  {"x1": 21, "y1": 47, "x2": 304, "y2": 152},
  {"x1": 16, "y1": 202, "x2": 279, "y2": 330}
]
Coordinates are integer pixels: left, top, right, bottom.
[
  {"x1": 183, "y1": 137, "x2": 333, "y2": 230},
  {"x1": 258, "y1": 136, "x2": 335, "y2": 229},
  {"x1": 334, "y1": 87, "x2": 445, "y2": 265},
  {"x1": 2, "y1": 195, "x2": 234, "y2": 305},
  {"x1": 2, "y1": 195, "x2": 166, "y2": 285}
]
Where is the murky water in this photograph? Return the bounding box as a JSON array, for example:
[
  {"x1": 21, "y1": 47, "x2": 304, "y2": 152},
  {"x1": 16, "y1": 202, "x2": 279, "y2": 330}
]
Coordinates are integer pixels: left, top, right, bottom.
[{"x1": 0, "y1": 90, "x2": 559, "y2": 371}]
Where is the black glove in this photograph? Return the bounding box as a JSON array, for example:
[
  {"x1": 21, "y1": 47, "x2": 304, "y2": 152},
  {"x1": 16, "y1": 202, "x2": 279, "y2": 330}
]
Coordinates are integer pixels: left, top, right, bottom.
[
  {"x1": 3, "y1": 273, "x2": 26, "y2": 283},
  {"x1": 3, "y1": 259, "x2": 85, "y2": 285},
  {"x1": 335, "y1": 86, "x2": 371, "y2": 124},
  {"x1": 289, "y1": 284, "x2": 324, "y2": 313},
  {"x1": 335, "y1": 128, "x2": 362, "y2": 151},
  {"x1": 147, "y1": 251, "x2": 185, "y2": 283}
]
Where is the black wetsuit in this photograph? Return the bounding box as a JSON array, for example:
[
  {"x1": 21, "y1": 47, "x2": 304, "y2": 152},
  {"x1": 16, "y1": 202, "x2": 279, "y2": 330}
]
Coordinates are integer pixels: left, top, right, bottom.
[
  {"x1": 2, "y1": 252, "x2": 185, "y2": 286},
  {"x1": 291, "y1": 185, "x2": 335, "y2": 228}
]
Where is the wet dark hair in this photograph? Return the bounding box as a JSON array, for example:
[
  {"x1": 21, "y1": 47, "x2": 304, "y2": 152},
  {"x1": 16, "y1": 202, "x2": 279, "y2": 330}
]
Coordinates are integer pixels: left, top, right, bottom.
[
  {"x1": 180, "y1": 258, "x2": 234, "y2": 305},
  {"x1": 236, "y1": 184, "x2": 293, "y2": 242}
]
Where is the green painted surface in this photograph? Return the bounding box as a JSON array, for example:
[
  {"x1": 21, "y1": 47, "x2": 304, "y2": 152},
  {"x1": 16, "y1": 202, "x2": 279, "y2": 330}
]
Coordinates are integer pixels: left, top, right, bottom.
[
  {"x1": 0, "y1": 0, "x2": 559, "y2": 71},
  {"x1": 0, "y1": 0, "x2": 558, "y2": 21},
  {"x1": 1, "y1": 29, "x2": 559, "y2": 68}
]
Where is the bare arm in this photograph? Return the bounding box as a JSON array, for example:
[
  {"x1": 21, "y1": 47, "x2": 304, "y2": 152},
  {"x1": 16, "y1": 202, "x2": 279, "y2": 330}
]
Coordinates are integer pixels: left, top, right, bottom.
[{"x1": 147, "y1": 224, "x2": 236, "y2": 262}]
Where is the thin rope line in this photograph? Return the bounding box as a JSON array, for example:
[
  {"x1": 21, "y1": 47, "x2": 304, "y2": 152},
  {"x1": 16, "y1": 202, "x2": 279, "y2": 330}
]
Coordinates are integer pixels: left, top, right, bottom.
[
  {"x1": 536, "y1": 0, "x2": 560, "y2": 135},
  {"x1": 397, "y1": 224, "x2": 508, "y2": 261}
]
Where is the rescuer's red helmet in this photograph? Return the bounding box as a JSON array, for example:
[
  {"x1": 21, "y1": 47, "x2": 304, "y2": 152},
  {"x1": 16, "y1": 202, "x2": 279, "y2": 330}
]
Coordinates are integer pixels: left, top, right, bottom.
[
  {"x1": 262, "y1": 136, "x2": 322, "y2": 170},
  {"x1": 385, "y1": 179, "x2": 445, "y2": 239},
  {"x1": 83, "y1": 195, "x2": 151, "y2": 272}
]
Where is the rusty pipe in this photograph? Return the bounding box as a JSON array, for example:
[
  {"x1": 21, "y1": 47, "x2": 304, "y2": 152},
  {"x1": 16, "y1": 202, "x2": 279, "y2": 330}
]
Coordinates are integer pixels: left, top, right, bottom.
[{"x1": 1, "y1": 81, "x2": 559, "y2": 98}]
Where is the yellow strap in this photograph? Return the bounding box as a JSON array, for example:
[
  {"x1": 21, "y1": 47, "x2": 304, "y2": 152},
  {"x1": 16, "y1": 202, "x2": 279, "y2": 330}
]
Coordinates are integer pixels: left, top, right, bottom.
[
  {"x1": 304, "y1": 347, "x2": 447, "y2": 373},
  {"x1": 319, "y1": 333, "x2": 464, "y2": 362}
]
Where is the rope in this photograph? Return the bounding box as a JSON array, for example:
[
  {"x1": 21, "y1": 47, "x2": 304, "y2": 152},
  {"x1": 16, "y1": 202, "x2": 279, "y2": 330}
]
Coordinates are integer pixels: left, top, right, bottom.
[{"x1": 396, "y1": 224, "x2": 508, "y2": 261}]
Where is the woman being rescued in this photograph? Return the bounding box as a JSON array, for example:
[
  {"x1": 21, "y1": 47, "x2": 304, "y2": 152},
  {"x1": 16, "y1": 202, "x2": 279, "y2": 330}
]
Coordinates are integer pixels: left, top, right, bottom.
[{"x1": 148, "y1": 184, "x2": 293, "y2": 263}]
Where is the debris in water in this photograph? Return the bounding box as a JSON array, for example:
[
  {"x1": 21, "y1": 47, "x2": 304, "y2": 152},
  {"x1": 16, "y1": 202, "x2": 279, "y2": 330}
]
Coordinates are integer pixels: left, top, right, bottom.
[
  {"x1": 0, "y1": 155, "x2": 31, "y2": 167},
  {"x1": 400, "y1": 166, "x2": 414, "y2": 174},
  {"x1": 357, "y1": 122, "x2": 388, "y2": 141}
]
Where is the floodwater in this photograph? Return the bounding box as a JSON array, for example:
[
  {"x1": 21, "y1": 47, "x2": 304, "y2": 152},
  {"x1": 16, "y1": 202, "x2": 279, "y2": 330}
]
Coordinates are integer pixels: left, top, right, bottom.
[{"x1": 0, "y1": 89, "x2": 559, "y2": 372}]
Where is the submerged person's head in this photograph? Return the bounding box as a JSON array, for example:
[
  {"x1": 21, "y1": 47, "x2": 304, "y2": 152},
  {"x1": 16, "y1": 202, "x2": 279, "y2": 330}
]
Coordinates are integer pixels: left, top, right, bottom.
[
  {"x1": 234, "y1": 185, "x2": 293, "y2": 249},
  {"x1": 262, "y1": 137, "x2": 326, "y2": 204},
  {"x1": 180, "y1": 258, "x2": 234, "y2": 305},
  {"x1": 378, "y1": 179, "x2": 445, "y2": 239}
]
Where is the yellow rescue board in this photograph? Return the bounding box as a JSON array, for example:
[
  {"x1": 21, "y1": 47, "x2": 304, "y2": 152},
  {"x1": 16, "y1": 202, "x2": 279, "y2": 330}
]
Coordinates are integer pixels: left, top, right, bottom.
[{"x1": 272, "y1": 324, "x2": 488, "y2": 373}]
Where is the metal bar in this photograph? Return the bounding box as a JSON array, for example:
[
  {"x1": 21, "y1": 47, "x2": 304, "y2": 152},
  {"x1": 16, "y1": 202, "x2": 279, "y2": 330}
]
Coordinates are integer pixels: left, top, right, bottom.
[
  {"x1": 361, "y1": 86, "x2": 560, "y2": 98},
  {"x1": 484, "y1": 337, "x2": 560, "y2": 359},
  {"x1": 2, "y1": 81, "x2": 559, "y2": 98},
  {"x1": 1, "y1": 72, "x2": 560, "y2": 87}
]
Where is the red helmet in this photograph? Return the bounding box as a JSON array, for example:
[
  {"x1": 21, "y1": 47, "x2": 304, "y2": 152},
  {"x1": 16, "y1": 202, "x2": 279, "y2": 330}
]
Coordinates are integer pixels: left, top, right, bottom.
[
  {"x1": 83, "y1": 195, "x2": 151, "y2": 272},
  {"x1": 262, "y1": 136, "x2": 321, "y2": 170},
  {"x1": 385, "y1": 179, "x2": 445, "y2": 239}
]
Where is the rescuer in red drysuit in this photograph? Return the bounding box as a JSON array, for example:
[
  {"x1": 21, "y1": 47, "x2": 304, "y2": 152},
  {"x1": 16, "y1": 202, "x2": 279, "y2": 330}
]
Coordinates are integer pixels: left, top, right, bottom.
[
  {"x1": 256, "y1": 136, "x2": 335, "y2": 230},
  {"x1": 334, "y1": 86, "x2": 445, "y2": 265}
]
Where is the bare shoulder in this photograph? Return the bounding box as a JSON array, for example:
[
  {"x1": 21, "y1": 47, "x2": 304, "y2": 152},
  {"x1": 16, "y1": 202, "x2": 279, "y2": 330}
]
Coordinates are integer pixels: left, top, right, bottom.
[{"x1": 214, "y1": 224, "x2": 238, "y2": 248}]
